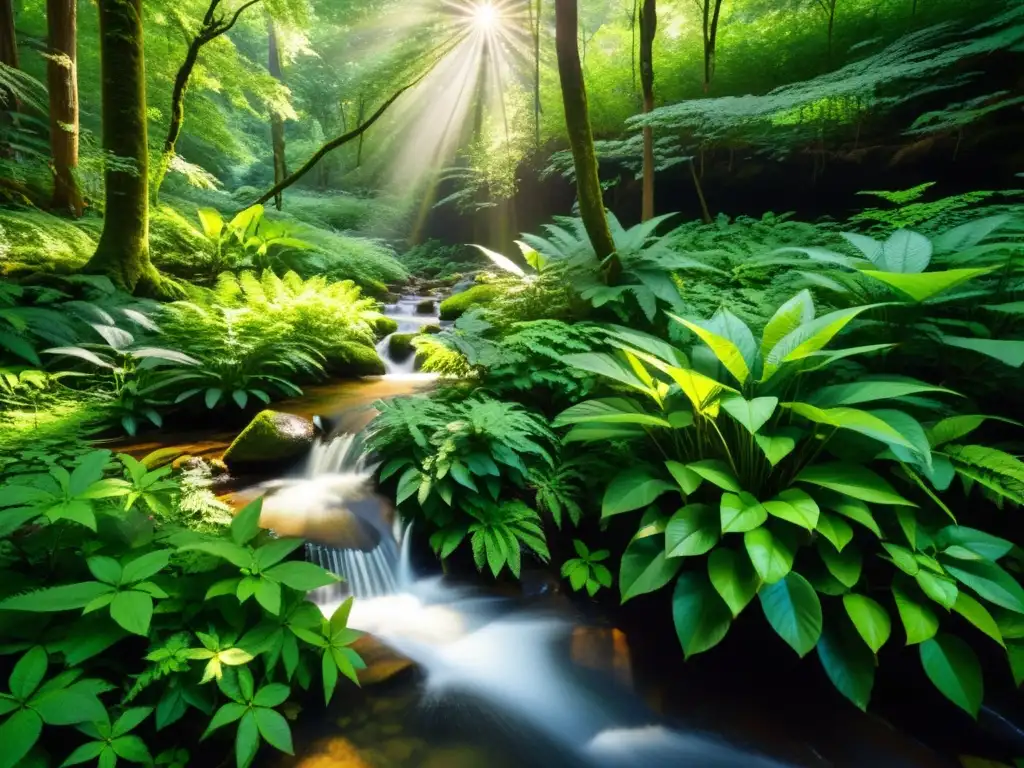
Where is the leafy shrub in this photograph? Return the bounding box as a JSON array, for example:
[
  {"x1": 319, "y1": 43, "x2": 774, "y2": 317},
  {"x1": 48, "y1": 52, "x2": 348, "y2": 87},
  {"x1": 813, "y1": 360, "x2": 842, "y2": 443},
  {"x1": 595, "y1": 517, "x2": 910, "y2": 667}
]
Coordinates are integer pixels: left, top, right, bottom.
[
  {"x1": 298, "y1": 227, "x2": 407, "y2": 287},
  {"x1": 554, "y1": 291, "x2": 1024, "y2": 715},
  {"x1": 561, "y1": 540, "x2": 613, "y2": 596},
  {"x1": 0, "y1": 449, "x2": 362, "y2": 768},
  {"x1": 367, "y1": 394, "x2": 557, "y2": 578},
  {"x1": 194, "y1": 205, "x2": 316, "y2": 279},
  {"x1": 399, "y1": 239, "x2": 486, "y2": 280},
  {"x1": 850, "y1": 183, "x2": 1021, "y2": 232}
]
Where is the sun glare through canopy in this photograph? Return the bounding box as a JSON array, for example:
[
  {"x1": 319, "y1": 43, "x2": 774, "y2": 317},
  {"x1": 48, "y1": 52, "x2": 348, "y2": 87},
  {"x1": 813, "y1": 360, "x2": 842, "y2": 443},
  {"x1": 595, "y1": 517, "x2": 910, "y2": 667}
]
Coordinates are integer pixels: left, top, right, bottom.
[{"x1": 472, "y1": 2, "x2": 499, "y2": 30}]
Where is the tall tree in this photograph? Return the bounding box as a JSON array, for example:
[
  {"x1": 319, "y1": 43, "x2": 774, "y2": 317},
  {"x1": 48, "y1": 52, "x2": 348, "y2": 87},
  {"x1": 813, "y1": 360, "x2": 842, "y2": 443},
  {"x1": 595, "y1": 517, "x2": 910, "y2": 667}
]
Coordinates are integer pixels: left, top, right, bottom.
[
  {"x1": 529, "y1": 0, "x2": 541, "y2": 147},
  {"x1": 152, "y1": 0, "x2": 265, "y2": 203},
  {"x1": 46, "y1": 0, "x2": 83, "y2": 216},
  {"x1": 268, "y1": 18, "x2": 288, "y2": 210},
  {"x1": 554, "y1": 0, "x2": 618, "y2": 280},
  {"x1": 639, "y1": 0, "x2": 656, "y2": 221},
  {"x1": 83, "y1": 0, "x2": 160, "y2": 293},
  {"x1": 813, "y1": 0, "x2": 838, "y2": 59},
  {"x1": 699, "y1": 0, "x2": 725, "y2": 92},
  {"x1": 0, "y1": 0, "x2": 19, "y2": 150}
]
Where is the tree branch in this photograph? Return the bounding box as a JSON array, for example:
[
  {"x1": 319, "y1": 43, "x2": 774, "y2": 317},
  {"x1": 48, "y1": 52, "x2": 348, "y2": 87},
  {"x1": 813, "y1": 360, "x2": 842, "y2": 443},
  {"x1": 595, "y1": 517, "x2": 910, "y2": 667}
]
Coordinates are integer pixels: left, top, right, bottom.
[{"x1": 216, "y1": 0, "x2": 264, "y2": 36}]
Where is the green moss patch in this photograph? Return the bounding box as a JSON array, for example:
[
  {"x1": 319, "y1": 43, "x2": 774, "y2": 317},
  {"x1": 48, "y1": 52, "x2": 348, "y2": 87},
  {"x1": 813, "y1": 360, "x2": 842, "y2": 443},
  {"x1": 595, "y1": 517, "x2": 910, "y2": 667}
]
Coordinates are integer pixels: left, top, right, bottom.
[
  {"x1": 388, "y1": 332, "x2": 417, "y2": 361},
  {"x1": 326, "y1": 341, "x2": 386, "y2": 376},
  {"x1": 439, "y1": 284, "x2": 499, "y2": 320},
  {"x1": 222, "y1": 410, "x2": 315, "y2": 467},
  {"x1": 0, "y1": 208, "x2": 98, "y2": 274},
  {"x1": 374, "y1": 316, "x2": 400, "y2": 337}
]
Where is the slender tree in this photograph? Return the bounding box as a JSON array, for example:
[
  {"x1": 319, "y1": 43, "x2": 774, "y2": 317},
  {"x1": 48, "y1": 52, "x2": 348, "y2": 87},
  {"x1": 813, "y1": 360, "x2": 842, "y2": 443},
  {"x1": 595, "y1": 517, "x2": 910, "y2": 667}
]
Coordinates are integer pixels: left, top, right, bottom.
[
  {"x1": 529, "y1": 0, "x2": 542, "y2": 147},
  {"x1": 151, "y1": 0, "x2": 265, "y2": 203},
  {"x1": 268, "y1": 18, "x2": 288, "y2": 210},
  {"x1": 639, "y1": 0, "x2": 656, "y2": 221},
  {"x1": 553, "y1": 0, "x2": 618, "y2": 280},
  {"x1": 699, "y1": 0, "x2": 725, "y2": 92},
  {"x1": 0, "y1": 0, "x2": 18, "y2": 151},
  {"x1": 46, "y1": 0, "x2": 83, "y2": 216},
  {"x1": 813, "y1": 0, "x2": 838, "y2": 60},
  {"x1": 83, "y1": 0, "x2": 160, "y2": 294}
]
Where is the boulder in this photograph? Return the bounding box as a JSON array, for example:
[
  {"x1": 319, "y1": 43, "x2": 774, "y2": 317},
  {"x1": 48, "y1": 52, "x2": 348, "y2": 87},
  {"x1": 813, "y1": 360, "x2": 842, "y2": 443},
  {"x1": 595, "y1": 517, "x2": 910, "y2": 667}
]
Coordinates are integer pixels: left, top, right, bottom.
[
  {"x1": 422, "y1": 324, "x2": 442, "y2": 335},
  {"x1": 351, "y1": 634, "x2": 415, "y2": 686},
  {"x1": 373, "y1": 316, "x2": 399, "y2": 337},
  {"x1": 222, "y1": 410, "x2": 315, "y2": 469},
  {"x1": 326, "y1": 341, "x2": 386, "y2": 377},
  {"x1": 416, "y1": 298, "x2": 436, "y2": 314},
  {"x1": 439, "y1": 284, "x2": 499, "y2": 320},
  {"x1": 387, "y1": 333, "x2": 417, "y2": 361}
]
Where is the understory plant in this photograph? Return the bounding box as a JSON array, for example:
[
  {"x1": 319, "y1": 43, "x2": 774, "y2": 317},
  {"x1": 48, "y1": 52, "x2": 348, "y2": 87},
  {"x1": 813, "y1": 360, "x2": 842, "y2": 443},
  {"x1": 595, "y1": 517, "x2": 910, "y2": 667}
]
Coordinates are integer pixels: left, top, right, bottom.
[
  {"x1": 195, "y1": 205, "x2": 315, "y2": 278},
  {"x1": 0, "y1": 449, "x2": 362, "y2": 768},
  {"x1": 554, "y1": 290, "x2": 1024, "y2": 714}
]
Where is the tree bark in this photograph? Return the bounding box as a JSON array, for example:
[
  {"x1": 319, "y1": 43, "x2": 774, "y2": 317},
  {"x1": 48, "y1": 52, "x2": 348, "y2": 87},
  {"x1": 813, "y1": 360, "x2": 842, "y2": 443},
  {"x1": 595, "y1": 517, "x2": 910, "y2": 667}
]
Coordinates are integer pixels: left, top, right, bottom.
[
  {"x1": 554, "y1": 0, "x2": 618, "y2": 279},
  {"x1": 702, "y1": 0, "x2": 724, "y2": 93},
  {"x1": 46, "y1": 0, "x2": 83, "y2": 217},
  {"x1": 0, "y1": 0, "x2": 18, "y2": 151},
  {"x1": 268, "y1": 18, "x2": 287, "y2": 210},
  {"x1": 532, "y1": 0, "x2": 541, "y2": 147},
  {"x1": 84, "y1": 0, "x2": 159, "y2": 293},
  {"x1": 639, "y1": 0, "x2": 656, "y2": 222},
  {"x1": 355, "y1": 95, "x2": 365, "y2": 167}
]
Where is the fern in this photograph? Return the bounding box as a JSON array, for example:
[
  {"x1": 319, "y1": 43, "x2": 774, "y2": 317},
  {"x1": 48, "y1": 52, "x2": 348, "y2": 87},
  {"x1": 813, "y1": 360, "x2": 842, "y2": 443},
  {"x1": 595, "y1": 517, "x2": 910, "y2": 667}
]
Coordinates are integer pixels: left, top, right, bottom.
[
  {"x1": 943, "y1": 444, "x2": 1024, "y2": 508},
  {"x1": 465, "y1": 499, "x2": 550, "y2": 578},
  {"x1": 528, "y1": 459, "x2": 586, "y2": 528}
]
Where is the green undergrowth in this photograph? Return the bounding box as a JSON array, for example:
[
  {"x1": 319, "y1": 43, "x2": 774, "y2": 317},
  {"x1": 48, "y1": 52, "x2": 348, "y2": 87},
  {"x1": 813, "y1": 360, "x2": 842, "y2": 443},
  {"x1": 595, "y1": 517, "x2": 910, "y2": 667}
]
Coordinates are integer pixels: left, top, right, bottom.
[{"x1": 439, "y1": 284, "x2": 500, "y2": 320}]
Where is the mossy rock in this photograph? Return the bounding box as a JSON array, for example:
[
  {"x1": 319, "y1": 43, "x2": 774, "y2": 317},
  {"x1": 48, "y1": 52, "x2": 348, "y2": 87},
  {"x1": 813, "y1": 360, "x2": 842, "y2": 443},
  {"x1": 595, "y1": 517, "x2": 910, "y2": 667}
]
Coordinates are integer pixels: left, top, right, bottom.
[
  {"x1": 358, "y1": 278, "x2": 389, "y2": 299},
  {"x1": 222, "y1": 410, "x2": 315, "y2": 468},
  {"x1": 439, "y1": 284, "x2": 499, "y2": 321},
  {"x1": 373, "y1": 316, "x2": 399, "y2": 337},
  {"x1": 387, "y1": 333, "x2": 417, "y2": 362},
  {"x1": 422, "y1": 324, "x2": 442, "y2": 335},
  {"x1": 326, "y1": 341, "x2": 386, "y2": 376},
  {"x1": 415, "y1": 299, "x2": 435, "y2": 314}
]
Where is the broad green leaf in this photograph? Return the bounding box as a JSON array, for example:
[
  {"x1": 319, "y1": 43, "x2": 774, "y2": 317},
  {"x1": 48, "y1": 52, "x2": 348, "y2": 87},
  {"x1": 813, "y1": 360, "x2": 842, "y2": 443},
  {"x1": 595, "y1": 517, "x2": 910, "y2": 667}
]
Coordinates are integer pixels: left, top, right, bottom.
[
  {"x1": 0, "y1": 582, "x2": 114, "y2": 612},
  {"x1": 817, "y1": 492, "x2": 881, "y2": 536},
  {"x1": 665, "y1": 504, "x2": 719, "y2": 557},
  {"x1": 68, "y1": 451, "x2": 112, "y2": 496},
  {"x1": 759, "y1": 572, "x2": 822, "y2": 657},
  {"x1": 720, "y1": 493, "x2": 767, "y2": 534},
  {"x1": 110, "y1": 591, "x2": 153, "y2": 636},
  {"x1": 763, "y1": 488, "x2": 819, "y2": 531},
  {"x1": 1009, "y1": 641, "x2": 1024, "y2": 688},
  {"x1": 707, "y1": 548, "x2": 760, "y2": 618},
  {"x1": 665, "y1": 461, "x2": 703, "y2": 495},
  {"x1": 810, "y1": 378, "x2": 958, "y2": 407},
  {"x1": 121, "y1": 551, "x2": 170, "y2": 584},
  {"x1": 892, "y1": 580, "x2": 939, "y2": 644},
  {"x1": 687, "y1": 460, "x2": 741, "y2": 492},
  {"x1": 673, "y1": 311, "x2": 752, "y2": 385},
  {"x1": 395, "y1": 468, "x2": 421, "y2": 504},
  {"x1": 919, "y1": 634, "x2": 983, "y2": 717},
  {"x1": 672, "y1": 572, "x2": 732, "y2": 659},
  {"x1": 941, "y1": 558, "x2": 1024, "y2": 614},
  {"x1": 720, "y1": 396, "x2": 778, "y2": 434},
  {"x1": 9, "y1": 647, "x2": 47, "y2": 700},
  {"x1": 816, "y1": 513, "x2": 854, "y2": 552},
  {"x1": 563, "y1": 424, "x2": 646, "y2": 443},
  {"x1": 111, "y1": 735, "x2": 151, "y2": 762},
  {"x1": 819, "y1": 540, "x2": 862, "y2": 588},
  {"x1": 253, "y1": 539, "x2": 304, "y2": 570},
  {"x1": 60, "y1": 742, "x2": 105, "y2": 767},
  {"x1": 928, "y1": 414, "x2": 1021, "y2": 447},
  {"x1": 177, "y1": 540, "x2": 252, "y2": 568},
  {"x1": 552, "y1": 398, "x2": 671, "y2": 428},
  {"x1": 932, "y1": 215, "x2": 1011, "y2": 253},
  {"x1": 619, "y1": 536, "x2": 683, "y2": 604},
  {"x1": 840, "y1": 232, "x2": 884, "y2": 264},
  {"x1": 797, "y1": 464, "x2": 914, "y2": 506},
  {"x1": 784, "y1": 402, "x2": 915, "y2": 449},
  {"x1": 941, "y1": 336, "x2": 1024, "y2": 368},
  {"x1": 744, "y1": 527, "x2": 794, "y2": 584},
  {"x1": 561, "y1": 353, "x2": 651, "y2": 393},
  {"x1": 934, "y1": 527, "x2": 1014, "y2": 562},
  {"x1": 254, "y1": 579, "x2": 282, "y2": 615},
  {"x1": 760, "y1": 290, "x2": 815, "y2": 359},
  {"x1": 862, "y1": 268, "x2": 991, "y2": 302},
  {"x1": 953, "y1": 593, "x2": 1004, "y2": 648},
  {"x1": 264, "y1": 563, "x2": 339, "y2": 591},
  {"x1": 762, "y1": 304, "x2": 883, "y2": 380},
  {"x1": 843, "y1": 594, "x2": 891, "y2": 653},
  {"x1": 253, "y1": 708, "x2": 293, "y2": 755},
  {"x1": 817, "y1": 620, "x2": 875, "y2": 711},
  {"x1": 602, "y1": 468, "x2": 675, "y2": 519},
  {"x1": 33, "y1": 686, "x2": 106, "y2": 726},
  {"x1": 754, "y1": 432, "x2": 798, "y2": 466},
  {"x1": 916, "y1": 570, "x2": 958, "y2": 610},
  {"x1": 235, "y1": 710, "x2": 259, "y2": 768},
  {"x1": 112, "y1": 707, "x2": 151, "y2": 737},
  {"x1": 880, "y1": 229, "x2": 932, "y2": 273},
  {"x1": 321, "y1": 651, "x2": 338, "y2": 705},
  {"x1": 231, "y1": 498, "x2": 264, "y2": 546},
  {"x1": 884, "y1": 542, "x2": 919, "y2": 574},
  {"x1": 0, "y1": 708, "x2": 42, "y2": 768},
  {"x1": 197, "y1": 208, "x2": 224, "y2": 240}
]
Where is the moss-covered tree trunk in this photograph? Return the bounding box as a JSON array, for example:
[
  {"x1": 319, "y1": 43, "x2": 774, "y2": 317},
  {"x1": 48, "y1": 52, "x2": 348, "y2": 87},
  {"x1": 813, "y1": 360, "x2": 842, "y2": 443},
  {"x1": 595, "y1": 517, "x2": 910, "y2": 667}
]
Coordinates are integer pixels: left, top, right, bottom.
[
  {"x1": 639, "y1": 0, "x2": 656, "y2": 222},
  {"x1": 84, "y1": 0, "x2": 158, "y2": 293},
  {"x1": 268, "y1": 19, "x2": 287, "y2": 211},
  {"x1": 0, "y1": 0, "x2": 19, "y2": 155},
  {"x1": 46, "y1": 0, "x2": 83, "y2": 217},
  {"x1": 554, "y1": 0, "x2": 619, "y2": 280}
]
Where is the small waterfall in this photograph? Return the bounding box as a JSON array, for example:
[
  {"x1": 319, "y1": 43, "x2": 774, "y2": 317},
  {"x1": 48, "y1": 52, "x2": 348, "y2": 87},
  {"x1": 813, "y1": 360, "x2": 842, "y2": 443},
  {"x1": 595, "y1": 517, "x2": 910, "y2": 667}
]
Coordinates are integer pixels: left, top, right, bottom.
[{"x1": 375, "y1": 294, "x2": 442, "y2": 378}]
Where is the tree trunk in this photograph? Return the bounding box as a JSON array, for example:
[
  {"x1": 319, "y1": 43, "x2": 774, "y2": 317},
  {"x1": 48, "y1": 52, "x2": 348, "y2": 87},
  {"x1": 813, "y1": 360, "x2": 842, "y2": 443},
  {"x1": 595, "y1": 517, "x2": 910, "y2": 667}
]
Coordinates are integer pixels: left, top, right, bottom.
[
  {"x1": 46, "y1": 0, "x2": 83, "y2": 217},
  {"x1": 689, "y1": 158, "x2": 711, "y2": 224},
  {"x1": 533, "y1": 0, "x2": 541, "y2": 147},
  {"x1": 702, "y1": 0, "x2": 724, "y2": 93},
  {"x1": 827, "y1": 0, "x2": 836, "y2": 60},
  {"x1": 553, "y1": 0, "x2": 618, "y2": 279},
  {"x1": 355, "y1": 95, "x2": 365, "y2": 167},
  {"x1": 85, "y1": 0, "x2": 158, "y2": 293},
  {"x1": 268, "y1": 18, "x2": 287, "y2": 210},
  {"x1": 0, "y1": 0, "x2": 18, "y2": 152},
  {"x1": 639, "y1": 0, "x2": 656, "y2": 222}
]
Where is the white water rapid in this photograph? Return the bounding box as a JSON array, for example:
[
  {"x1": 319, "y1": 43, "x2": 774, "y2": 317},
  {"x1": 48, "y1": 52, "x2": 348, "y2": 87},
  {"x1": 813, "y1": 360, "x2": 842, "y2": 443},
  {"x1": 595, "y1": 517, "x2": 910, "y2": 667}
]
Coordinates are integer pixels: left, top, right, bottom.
[{"x1": 375, "y1": 295, "x2": 444, "y2": 378}]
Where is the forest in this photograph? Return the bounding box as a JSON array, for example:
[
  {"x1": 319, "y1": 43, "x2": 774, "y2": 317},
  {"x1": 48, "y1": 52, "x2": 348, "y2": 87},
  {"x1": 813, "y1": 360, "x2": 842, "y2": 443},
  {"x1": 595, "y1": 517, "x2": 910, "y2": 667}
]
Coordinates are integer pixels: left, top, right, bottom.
[{"x1": 0, "y1": 0, "x2": 1023, "y2": 766}]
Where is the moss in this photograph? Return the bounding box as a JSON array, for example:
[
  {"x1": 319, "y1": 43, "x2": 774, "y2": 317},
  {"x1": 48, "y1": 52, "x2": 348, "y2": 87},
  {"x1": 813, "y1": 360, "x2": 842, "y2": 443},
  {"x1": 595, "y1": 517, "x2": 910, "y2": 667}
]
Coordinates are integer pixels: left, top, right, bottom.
[
  {"x1": 388, "y1": 333, "x2": 417, "y2": 361},
  {"x1": 439, "y1": 284, "x2": 499, "y2": 320},
  {"x1": 359, "y1": 278, "x2": 389, "y2": 299},
  {"x1": 326, "y1": 341, "x2": 386, "y2": 376},
  {"x1": 373, "y1": 316, "x2": 399, "y2": 337},
  {"x1": 149, "y1": 206, "x2": 215, "y2": 276},
  {"x1": 221, "y1": 410, "x2": 315, "y2": 467},
  {"x1": 422, "y1": 324, "x2": 442, "y2": 335},
  {"x1": 416, "y1": 299, "x2": 436, "y2": 314},
  {"x1": 0, "y1": 208, "x2": 97, "y2": 273}
]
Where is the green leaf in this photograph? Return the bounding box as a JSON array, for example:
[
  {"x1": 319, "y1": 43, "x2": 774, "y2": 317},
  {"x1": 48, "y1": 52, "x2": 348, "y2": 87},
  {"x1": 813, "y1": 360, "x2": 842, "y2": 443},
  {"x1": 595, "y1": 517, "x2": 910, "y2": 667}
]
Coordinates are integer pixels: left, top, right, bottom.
[
  {"x1": 46, "y1": 499, "x2": 96, "y2": 530},
  {"x1": 619, "y1": 536, "x2": 683, "y2": 604},
  {"x1": 0, "y1": 582, "x2": 114, "y2": 612},
  {"x1": 720, "y1": 396, "x2": 778, "y2": 434},
  {"x1": 264, "y1": 562, "x2": 339, "y2": 591},
  {"x1": 760, "y1": 290, "x2": 815, "y2": 359},
  {"x1": 672, "y1": 572, "x2": 732, "y2": 659},
  {"x1": 941, "y1": 336, "x2": 1024, "y2": 368},
  {"x1": 111, "y1": 735, "x2": 151, "y2": 763},
  {"x1": 865, "y1": 267, "x2": 992, "y2": 302},
  {"x1": 121, "y1": 551, "x2": 170, "y2": 584},
  {"x1": 720, "y1": 492, "x2": 767, "y2": 534},
  {"x1": 113, "y1": 708, "x2": 151, "y2": 738},
  {"x1": 674, "y1": 312, "x2": 753, "y2": 384},
  {"x1": 561, "y1": 353, "x2": 652, "y2": 393},
  {"x1": 819, "y1": 540, "x2": 862, "y2": 588},
  {"x1": 203, "y1": 703, "x2": 246, "y2": 739},
  {"x1": 941, "y1": 558, "x2": 1024, "y2": 614},
  {"x1": 601, "y1": 468, "x2": 675, "y2": 519},
  {"x1": 893, "y1": 580, "x2": 939, "y2": 645},
  {"x1": 919, "y1": 634, "x2": 984, "y2": 717},
  {"x1": 110, "y1": 591, "x2": 153, "y2": 636},
  {"x1": 33, "y1": 686, "x2": 106, "y2": 726},
  {"x1": 763, "y1": 304, "x2": 884, "y2": 380},
  {"x1": 253, "y1": 539, "x2": 304, "y2": 570},
  {"x1": 810, "y1": 378, "x2": 958, "y2": 407},
  {"x1": 9, "y1": 647, "x2": 46, "y2": 700},
  {"x1": 253, "y1": 708, "x2": 293, "y2": 755},
  {"x1": 755, "y1": 431, "x2": 799, "y2": 466},
  {"x1": 744, "y1": 527, "x2": 794, "y2": 584},
  {"x1": 395, "y1": 468, "x2": 421, "y2": 504},
  {"x1": 87, "y1": 557, "x2": 123, "y2": 586},
  {"x1": 817, "y1": 620, "x2": 875, "y2": 711},
  {"x1": 934, "y1": 527, "x2": 1014, "y2": 562},
  {"x1": 552, "y1": 398, "x2": 672, "y2": 428},
  {"x1": 665, "y1": 461, "x2": 703, "y2": 495},
  {"x1": 254, "y1": 579, "x2": 282, "y2": 615},
  {"x1": 796, "y1": 464, "x2": 915, "y2": 506},
  {"x1": 759, "y1": 572, "x2": 822, "y2": 657},
  {"x1": 235, "y1": 710, "x2": 259, "y2": 768},
  {"x1": 707, "y1": 548, "x2": 760, "y2": 618},
  {"x1": 763, "y1": 488, "x2": 819, "y2": 531},
  {"x1": 0, "y1": 708, "x2": 42, "y2": 768},
  {"x1": 321, "y1": 651, "x2": 338, "y2": 705},
  {"x1": 816, "y1": 513, "x2": 854, "y2": 552},
  {"x1": 231, "y1": 498, "x2": 263, "y2": 546},
  {"x1": 665, "y1": 504, "x2": 719, "y2": 557},
  {"x1": 176, "y1": 540, "x2": 252, "y2": 568},
  {"x1": 784, "y1": 402, "x2": 916, "y2": 449},
  {"x1": 687, "y1": 460, "x2": 741, "y2": 492},
  {"x1": 60, "y1": 742, "x2": 105, "y2": 767},
  {"x1": 68, "y1": 451, "x2": 112, "y2": 496},
  {"x1": 916, "y1": 570, "x2": 958, "y2": 610},
  {"x1": 953, "y1": 592, "x2": 1004, "y2": 648},
  {"x1": 818, "y1": 492, "x2": 881, "y2": 537},
  {"x1": 843, "y1": 594, "x2": 891, "y2": 653}
]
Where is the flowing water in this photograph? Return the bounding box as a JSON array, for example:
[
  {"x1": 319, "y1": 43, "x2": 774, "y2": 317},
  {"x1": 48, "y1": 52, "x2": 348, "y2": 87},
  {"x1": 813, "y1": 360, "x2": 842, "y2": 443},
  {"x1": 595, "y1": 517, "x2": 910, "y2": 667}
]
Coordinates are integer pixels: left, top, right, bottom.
[{"x1": 374, "y1": 295, "x2": 445, "y2": 378}]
